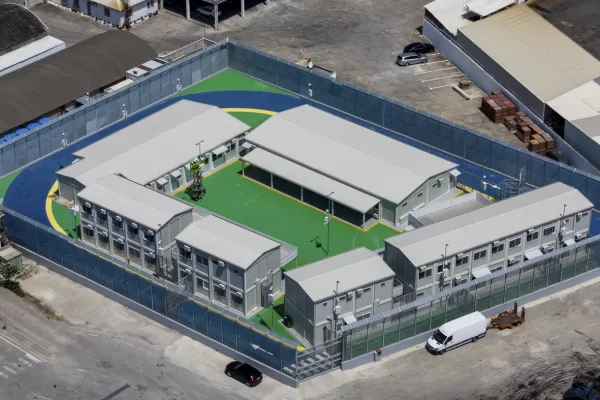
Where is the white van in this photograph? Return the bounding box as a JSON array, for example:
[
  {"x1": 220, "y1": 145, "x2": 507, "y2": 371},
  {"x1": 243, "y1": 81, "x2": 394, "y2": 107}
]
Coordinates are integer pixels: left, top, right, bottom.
[{"x1": 426, "y1": 312, "x2": 487, "y2": 355}]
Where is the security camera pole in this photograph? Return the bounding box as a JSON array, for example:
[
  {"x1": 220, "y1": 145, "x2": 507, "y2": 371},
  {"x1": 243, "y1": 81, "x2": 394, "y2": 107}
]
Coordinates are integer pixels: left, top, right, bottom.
[{"x1": 325, "y1": 191, "x2": 335, "y2": 255}]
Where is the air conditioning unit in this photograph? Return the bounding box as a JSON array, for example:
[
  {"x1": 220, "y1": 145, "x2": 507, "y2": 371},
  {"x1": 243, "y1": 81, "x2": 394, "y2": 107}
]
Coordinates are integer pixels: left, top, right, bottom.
[
  {"x1": 443, "y1": 269, "x2": 449, "y2": 278},
  {"x1": 218, "y1": 283, "x2": 226, "y2": 290},
  {"x1": 147, "y1": 230, "x2": 154, "y2": 236},
  {"x1": 84, "y1": 202, "x2": 91, "y2": 208},
  {"x1": 577, "y1": 212, "x2": 583, "y2": 218},
  {"x1": 100, "y1": 230, "x2": 108, "y2": 237},
  {"x1": 183, "y1": 245, "x2": 191, "y2": 252},
  {"x1": 333, "y1": 304, "x2": 342, "y2": 315},
  {"x1": 456, "y1": 253, "x2": 464, "y2": 258},
  {"x1": 346, "y1": 292, "x2": 353, "y2": 299},
  {"x1": 157, "y1": 247, "x2": 164, "y2": 256},
  {"x1": 527, "y1": 229, "x2": 535, "y2": 234},
  {"x1": 149, "y1": 182, "x2": 157, "y2": 189},
  {"x1": 131, "y1": 222, "x2": 138, "y2": 229},
  {"x1": 85, "y1": 224, "x2": 94, "y2": 230},
  {"x1": 541, "y1": 245, "x2": 553, "y2": 253},
  {"x1": 117, "y1": 238, "x2": 124, "y2": 244},
  {"x1": 148, "y1": 253, "x2": 156, "y2": 259},
  {"x1": 356, "y1": 288, "x2": 363, "y2": 295},
  {"x1": 217, "y1": 260, "x2": 225, "y2": 267},
  {"x1": 493, "y1": 240, "x2": 500, "y2": 246},
  {"x1": 235, "y1": 291, "x2": 243, "y2": 297},
  {"x1": 114, "y1": 215, "x2": 122, "y2": 222},
  {"x1": 575, "y1": 232, "x2": 588, "y2": 241},
  {"x1": 100, "y1": 208, "x2": 107, "y2": 215},
  {"x1": 508, "y1": 257, "x2": 517, "y2": 265},
  {"x1": 373, "y1": 213, "x2": 379, "y2": 219}
]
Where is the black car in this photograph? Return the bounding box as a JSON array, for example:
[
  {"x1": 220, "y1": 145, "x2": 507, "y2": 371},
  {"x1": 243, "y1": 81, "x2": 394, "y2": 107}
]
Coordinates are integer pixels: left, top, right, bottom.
[
  {"x1": 403, "y1": 42, "x2": 435, "y2": 54},
  {"x1": 225, "y1": 361, "x2": 263, "y2": 387}
]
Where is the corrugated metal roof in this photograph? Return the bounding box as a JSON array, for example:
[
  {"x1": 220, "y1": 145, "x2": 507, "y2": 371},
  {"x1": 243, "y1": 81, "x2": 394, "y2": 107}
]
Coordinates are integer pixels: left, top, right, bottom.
[
  {"x1": 459, "y1": 4, "x2": 600, "y2": 102},
  {"x1": 465, "y1": 0, "x2": 515, "y2": 17},
  {"x1": 0, "y1": 4, "x2": 47, "y2": 56},
  {"x1": 285, "y1": 247, "x2": 395, "y2": 302},
  {"x1": 93, "y1": 0, "x2": 147, "y2": 11},
  {"x1": 424, "y1": 0, "x2": 477, "y2": 36},
  {"x1": 547, "y1": 80, "x2": 600, "y2": 122},
  {"x1": 58, "y1": 100, "x2": 249, "y2": 186},
  {"x1": 0, "y1": 36, "x2": 64, "y2": 76},
  {"x1": 242, "y1": 148, "x2": 379, "y2": 213},
  {"x1": 175, "y1": 215, "x2": 280, "y2": 269},
  {"x1": 385, "y1": 183, "x2": 593, "y2": 267},
  {"x1": 77, "y1": 174, "x2": 192, "y2": 229},
  {"x1": 410, "y1": 192, "x2": 491, "y2": 226},
  {"x1": 245, "y1": 106, "x2": 456, "y2": 204},
  {"x1": 572, "y1": 115, "x2": 600, "y2": 142}
]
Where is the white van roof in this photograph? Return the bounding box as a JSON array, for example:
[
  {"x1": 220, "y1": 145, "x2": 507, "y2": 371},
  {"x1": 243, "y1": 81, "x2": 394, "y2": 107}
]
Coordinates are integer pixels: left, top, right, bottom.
[{"x1": 439, "y1": 312, "x2": 486, "y2": 335}]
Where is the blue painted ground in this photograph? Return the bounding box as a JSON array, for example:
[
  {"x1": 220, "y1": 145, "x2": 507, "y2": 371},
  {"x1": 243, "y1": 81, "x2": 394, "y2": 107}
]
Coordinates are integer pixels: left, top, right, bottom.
[{"x1": 7, "y1": 90, "x2": 593, "y2": 235}]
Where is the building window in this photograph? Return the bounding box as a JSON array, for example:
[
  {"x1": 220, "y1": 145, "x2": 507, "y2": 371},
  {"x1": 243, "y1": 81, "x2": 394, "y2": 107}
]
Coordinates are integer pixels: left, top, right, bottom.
[
  {"x1": 526, "y1": 231, "x2": 539, "y2": 242},
  {"x1": 129, "y1": 246, "x2": 141, "y2": 260},
  {"x1": 213, "y1": 285, "x2": 226, "y2": 298},
  {"x1": 128, "y1": 223, "x2": 139, "y2": 236},
  {"x1": 144, "y1": 253, "x2": 156, "y2": 265},
  {"x1": 473, "y1": 249, "x2": 487, "y2": 261},
  {"x1": 543, "y1": 226, "x2": 556, "y2": 236},
  {"x1": 436, "y1": 262, "x2": 449, "y2": 274},
  {"x1": 97, "y1": 210, "x2": 107, "y2": 223},
  {"x1": 417, "y1": 192, "x2": 423, "y2": 198},
  {"x1": 490, "y1": 264, "x2": 504, "y2": 273},
  {"x1": 491, "y1": 243, "x2": 504, "y2": 254},
  {"x1": 380, "y1": 282, "x2": 385, "y2": 287},
  {"x1": 82, "y1": 203, "x2": 92, "y2": 216},
  {"x1": 83, "y1": 225, "x2": 94, "y2": 237},
  {"x1": 455, "y1": 255, "x2": 469, "y2": 266},
  {"x1": 113, "y1": 217, "x2": 123, "y2": 230},
  {"x1": 231, "y1": 292, "x2": 244, "y2": 306},
  {"x1": 509, "y1": 238, "x2": 522, "y2": 248},
  {"x1": 98, "y1": 232, "x2": 109, "y2": 245},
  {"x1": 196, "y1": 254, "x2": 208, "y2": 266},
  {"x1": 180, "y1": 247, "x2": 191, "y2": 259},
  {"x1": 401, "y1": 202, "x2": 407, "y2": 208},
  {"x1": 143, "y1": 230, "x2": 155, "y2": 243},
  {"x1": 197, "y1": 277, "x2": 209, "y2": 290},
  {"x1": 322, "y1": 302, "x2": 327, "y2": 307},
  {"x1": 114, "y1": 239, "x2": 125, "y2": 252},
  {"x1": 356, "y1": 312, "x2": 371, "y2": 321},
  {"x1": 418, "y1": 268, "x2": 432, "y2": 280},
  {"x1": 104, "y1": 6, "x2": 110, "y2": 16},
  {"x1": 233, "y1": 268, "x2": 240, "y2": 275}
]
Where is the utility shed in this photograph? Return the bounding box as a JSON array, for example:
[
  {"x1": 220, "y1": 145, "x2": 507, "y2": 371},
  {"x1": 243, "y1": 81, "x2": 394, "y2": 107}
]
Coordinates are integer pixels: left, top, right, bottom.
[
  {"x1": 284, "y1": 247, "x2": 395, "y2": 346},
  {"x1": 385, "y1": 182, "x2": 593, "y2": 297},
  {"x1": 175, "y1": 215, "x2": 282, "y2": 316},
  {"x1": 0, "y1": 30, "x2": 156, "y2": 134},
  {"x1": 245, "y1": 105, "x2": 458, "y2": 227},
  {"x1": 457, "y1": 4, "x2": 600, "y2": 118},
  {"x1": 57, "y1": 100, "x2": 250, "y2": 202}
]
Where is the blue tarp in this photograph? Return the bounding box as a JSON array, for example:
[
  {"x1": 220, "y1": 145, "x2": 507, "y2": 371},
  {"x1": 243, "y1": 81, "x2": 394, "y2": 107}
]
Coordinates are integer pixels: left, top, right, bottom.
[
  {"x1": 27, "y1": 123, "x2": 41, "y2": 130},
  {"x1": 15, "y1": 128, "x2": 28, "y2": 136},
  {"x1": 39, "y1": 118, "x2": 52, "y2": 125}
]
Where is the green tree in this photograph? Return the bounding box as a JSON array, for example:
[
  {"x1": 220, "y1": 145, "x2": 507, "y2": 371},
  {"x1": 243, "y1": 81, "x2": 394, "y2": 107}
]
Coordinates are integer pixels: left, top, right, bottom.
[
  {"x1": 185, "y1": 158, "x2": 207, "y2": 201},
  {"x1": 0, "y1": 261, "x2": 19, "y2": 283}
]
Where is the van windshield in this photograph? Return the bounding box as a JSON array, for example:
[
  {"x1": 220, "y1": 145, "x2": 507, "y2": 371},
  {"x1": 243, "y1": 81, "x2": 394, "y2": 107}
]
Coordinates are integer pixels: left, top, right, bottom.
[{"x1": 432, "y1": 329, "x2": 447, "y2": 344}]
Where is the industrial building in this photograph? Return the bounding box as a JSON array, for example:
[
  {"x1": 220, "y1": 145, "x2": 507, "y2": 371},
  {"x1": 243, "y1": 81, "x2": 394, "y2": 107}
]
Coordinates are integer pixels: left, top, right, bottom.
[
  {"x1": 57, "y1": 100, "x2": 250, "y2": 203},
  {"x1": 0, "y1": 4, "x2": 65, "y2": 77},
  {"x1": 243, "y1": 105, "x2": 459, "y2": 229},
  {"x1": 77, "y1": 174, "x2": 193, "y2": 281},
  {"x1": 175, "y1": 215, "x2": 282, "y2": 317},
  {"x1": 284, "y1": 247, "x2": 395, "y2": 346},
  {"x1": 0, "y1": 30, "x2": 156, "y2": 135},
  {"x1": 385, "y1": 183, "x2": 593, "y2": 297},
  {"x1": 407, "y1": 191, "x2": 491, "y2": 228},
  {"x1": 51, "y1": 0, "x2": 158, "y2": 28}
]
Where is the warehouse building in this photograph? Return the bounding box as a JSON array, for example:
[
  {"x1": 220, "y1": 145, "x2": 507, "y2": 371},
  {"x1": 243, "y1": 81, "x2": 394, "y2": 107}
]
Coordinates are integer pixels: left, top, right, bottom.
[
  {"x1": 0, "y1": 31, "x2": 156, "y2": 135},
  {"x1": 51, "y1": 0, "x2": 158, "y2": 28},
  {"x1": 77, "y1": 174, "x2": 193, "y2": 281},
  {"x1": 57, "y1": 100, "x2": 250, "y2": 203},
  {"x1": 243, "y1": 105, "x2": 458, "y2": 229},
  {"x1": 385, "y1": 182, "x2": 593, "y2": 298},
  {"x1": 0, "y1": 4, "x2": 65, "y2": 78},
  {"x1": 284, "y1": 247, "x2": 395, "y2": 346},
  {"x1": 175, "y1": 215, "x2": 282, "y2": 317}
]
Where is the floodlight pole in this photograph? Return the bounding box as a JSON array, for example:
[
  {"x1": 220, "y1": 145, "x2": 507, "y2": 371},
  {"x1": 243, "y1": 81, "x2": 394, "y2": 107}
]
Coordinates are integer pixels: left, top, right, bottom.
[
  {"x1": 440, "y1": 243, "x2": 448, "y2": 290},
  {"x1": 327, "y1": 191, "x2": 334, "y2": 255},
  {"x1": 196, "y1": 140, "x2": 205, "y2": 159},
  {"x1": 557, "y1": 204, "x2": 567, "y2": 249}
]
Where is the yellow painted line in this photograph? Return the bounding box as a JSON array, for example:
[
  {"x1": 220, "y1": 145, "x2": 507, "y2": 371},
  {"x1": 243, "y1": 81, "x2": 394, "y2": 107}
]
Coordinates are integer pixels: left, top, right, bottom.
[
  {"x1": 46, "y1": 180, "x2": 67, "y2": 235},
  {"x1": 223, "y1": 108, "x2": 277, "y2": 116}
]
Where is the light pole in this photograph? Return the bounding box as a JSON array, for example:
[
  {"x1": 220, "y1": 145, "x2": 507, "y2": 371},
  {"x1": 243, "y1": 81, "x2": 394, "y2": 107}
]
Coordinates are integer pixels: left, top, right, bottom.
[
  {"x1": 196, "y1": 140, "x2": 205, "y2": 159},
  {"x1": 326, "y1": 191, "x2": 334, "y2": 255},
  {"x1": 439, "y1": 244, "x2": 448, "y2": 290},
  {"x1": 333, "y1": 280, "x2": 340, "y2": 337},
  {"x1": 557, "y1": 204, "x2": 567, "y2": 249}
]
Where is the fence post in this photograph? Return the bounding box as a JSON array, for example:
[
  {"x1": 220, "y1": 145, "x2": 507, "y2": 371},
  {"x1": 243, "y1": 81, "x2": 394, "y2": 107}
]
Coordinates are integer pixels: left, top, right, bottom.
[
  {"x1": 585, "y1": 241, "x2": 591, "y2": 272},
  {"x1": 443, "y1": 293, "x2": 449, "y2": 323},
  {"x1": 516, "y1": 268, "x2": 522, "y2": 298},
  {"x1": 473, "y1": 286, "x2": 478, "y2": 311}
]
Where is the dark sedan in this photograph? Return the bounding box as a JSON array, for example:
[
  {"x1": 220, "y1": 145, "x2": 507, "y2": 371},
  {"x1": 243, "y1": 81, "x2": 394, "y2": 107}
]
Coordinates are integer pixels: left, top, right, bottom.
[
  {"x1": 225, "y1": 361, "x2": 263, "y2": 387},
  {"x1": 403, "y1": 42, "x2": 435, "y2": 54}
]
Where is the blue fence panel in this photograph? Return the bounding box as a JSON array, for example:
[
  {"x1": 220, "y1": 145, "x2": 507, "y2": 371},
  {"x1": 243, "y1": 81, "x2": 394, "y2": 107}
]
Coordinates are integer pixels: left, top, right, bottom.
[
  {"x1": 86, "y1": 251, "x2": 100, "y2": 283},
  {"x1": 266, "y1": 336, "x2": 283, "y2": 371},
  {"x1": 251, "y1": 329, "x2": 268, "y2": 364},
  {"x1": 167, "y1": 293, "x2": 181, "y2": 322},
  {"x1": 73, "y1": 243, "x2": 88, "y2": 277},
  {"x1": 222, "y1": 316, "x2": 238, "y2": 349},
  {"x1": 36, "y1": 227, "x2": 50, "y2": 259},
  {"x1": 112, "y1": 265, "x2": 127, "y2": 296},
  {"x1": 124, "y1": 270, "x2": 140, "y2": 302},
  {"x1": 48, "y1": 230, "x2": 63, "y2": 265},
  {"x1": 180, "y1": 300, "x2": 195, "y2": 329},
  {"x1": 23, "y1": 221, "x2": 38, "y2": 252},
  {"x1": 138, "y1": 277, "x2": 153, "y2": 309},
  {"x1": 586, "y1": 176, "x2": 600, "y2": 208},
  {"x1": 236, "y1": 324, "x2": 253, "y2": 358},
  {"x1": 26, "y1": 132, "x2": 41, "y2": 162},
  {"x1": 151, "y1": 283, "x2": 167, "y2": 315},
  {"x1": 98, "y1": 257, "x2": 114, "y2": 288},
  {"x1": 207, "y1": 309, "x2": 223, "y2": 341},
  {"x1": 281, "y1": 344, "x2": 297, "y2": 376},
  {"x1": 61, "y1": 239, "x2": 75, "y2": 270},
  {"x1": 193, "y1": 302, "x2": 208, "y2": 335}
]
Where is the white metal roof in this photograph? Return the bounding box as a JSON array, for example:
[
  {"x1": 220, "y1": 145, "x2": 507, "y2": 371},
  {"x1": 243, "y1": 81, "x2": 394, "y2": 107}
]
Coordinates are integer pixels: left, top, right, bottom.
[
  {"x1": 77, "y1": 174, "x2": 192, "y2": 229},
  {"x1": 284, "y1": 247, "x2": 395, "y2": 302},
  {"x1": 547, "y1": 80, "x2": 600, "y2": 122},
  {"x1": 572, "y1": 116, "x2": 600, "y2": 144},
  {"x1": 245, "y1": 105, "x2": 456, "y2": 205},
  {"x1": 465, "y1": 0, "x2": 514, "y2": 17},
  {"x1": 58, "y1": 100, "x2": 249, "y2": 187},
  {"x1": 385, "y1": 183, "x2": 593, "y2": 267},
  {"x1": 175, "y1": 215, "x2": 280, "y2": 269},
  {"x1": 458, "y1": 4, "x2": 600, "y2": 102},
  {"x1": 424, "y1": 0, "x2": 477, "y2": 36},
  {"x1": 242, "y1": 148, "x2": 380, "y2": 213},
  {"x1": 0, "y1": 35, "x2": 64, "y2": 76}
]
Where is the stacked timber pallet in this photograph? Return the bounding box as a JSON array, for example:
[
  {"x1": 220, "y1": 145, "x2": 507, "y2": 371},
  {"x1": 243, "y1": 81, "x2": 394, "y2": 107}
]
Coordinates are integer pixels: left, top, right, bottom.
[
  {"x1": 509, "y1": 112, "x2": 555, "y2": 155},
  {"x1": 481, "y1": 91, "x2": 516, "y2": 123}
]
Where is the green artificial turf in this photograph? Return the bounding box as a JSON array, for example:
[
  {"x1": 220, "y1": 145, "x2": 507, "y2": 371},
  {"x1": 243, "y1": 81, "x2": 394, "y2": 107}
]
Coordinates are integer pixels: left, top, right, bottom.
[
  {"x1": 251, "y1": 295, "x2": 295, "y2": 341},
  {"x1": 0, "y1": 170, "x2": 21, "y2": 198},
  {"x1": 177, "y1": 69, "x2": 293, "y2": 97},
  {"x1": 175, "y1": 161, "x2": 400, "y2": 268},
  {"x1": 52, "y1": 201, "x2": 80, "y2": 239},
  {"x1": 228, "y1": 112, "x2": 272, "y2": 129}
]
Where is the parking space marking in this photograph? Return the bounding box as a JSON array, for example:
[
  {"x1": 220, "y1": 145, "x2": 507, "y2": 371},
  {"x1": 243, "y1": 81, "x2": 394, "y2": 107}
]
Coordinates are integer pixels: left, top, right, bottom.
[
  {"x1": 429, "y1": 83, "x2": 457, "y2": 90},
  {"x1": 415, "y1": 66, "x2": 459, "y2": 75},
  {"x1": 422, "y1": 73, "x2": 465, "y2": 83},
  {"x1": 3, "y1": 366, "x2": 17, "y2": 375}
]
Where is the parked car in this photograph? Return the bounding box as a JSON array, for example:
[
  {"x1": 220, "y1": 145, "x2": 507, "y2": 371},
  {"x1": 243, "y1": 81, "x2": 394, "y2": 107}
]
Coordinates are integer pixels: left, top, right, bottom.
[
  {"x1": 403, "y1": 42, "x2": 435, "y2": 54},
  {"x1": 396, "y1": 52, "x2": 428, "y2": 66},
  {"x1": 196, "y1": 6, "x2": 221, "y2": 18},
  {"x1": 225, "y1": 361, "x2": 263, "y2": 387},
  {"x1": 425, "y1": 312, "x2": 487, "y2": 355}
]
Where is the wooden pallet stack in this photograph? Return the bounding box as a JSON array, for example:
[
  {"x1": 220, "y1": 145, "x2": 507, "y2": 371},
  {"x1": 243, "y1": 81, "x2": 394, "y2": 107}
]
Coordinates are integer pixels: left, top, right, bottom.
[
  {"x1": 481, "y1": 91, "x2": 517, "y2": 123},
  {"x1": 509, "y1": 112, "x2": 555, "y2": 155}
]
